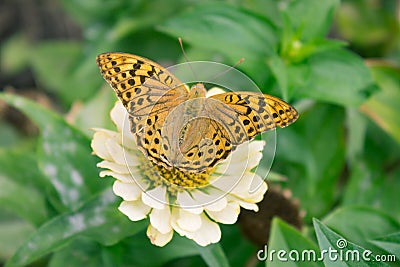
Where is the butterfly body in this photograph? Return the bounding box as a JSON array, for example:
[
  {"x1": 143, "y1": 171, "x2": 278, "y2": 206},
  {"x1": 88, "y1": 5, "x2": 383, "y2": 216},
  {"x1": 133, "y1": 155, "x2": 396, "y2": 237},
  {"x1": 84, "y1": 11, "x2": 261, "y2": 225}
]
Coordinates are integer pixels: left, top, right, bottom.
[
  {"x1": 188, "y1": 83, "x2": 207, "y2": 99},
  {"x1": 96, "y1": 52, "x2": 298, "y2": 173}
]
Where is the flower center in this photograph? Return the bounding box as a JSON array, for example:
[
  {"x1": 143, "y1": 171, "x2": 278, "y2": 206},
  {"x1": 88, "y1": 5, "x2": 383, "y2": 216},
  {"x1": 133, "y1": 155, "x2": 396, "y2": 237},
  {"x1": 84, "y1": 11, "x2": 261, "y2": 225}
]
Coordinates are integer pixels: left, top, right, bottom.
[{"x1": 138, "y1": 156, "x2": 213, "y2": 190}]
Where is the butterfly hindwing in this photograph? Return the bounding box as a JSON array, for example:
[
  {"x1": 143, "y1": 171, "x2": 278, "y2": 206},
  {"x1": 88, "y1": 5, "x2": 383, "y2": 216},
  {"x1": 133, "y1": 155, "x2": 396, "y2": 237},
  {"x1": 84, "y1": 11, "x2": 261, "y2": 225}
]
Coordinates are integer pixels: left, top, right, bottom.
[{"x1": 164, "y1": 116, "x2": 232, "y2": 173}]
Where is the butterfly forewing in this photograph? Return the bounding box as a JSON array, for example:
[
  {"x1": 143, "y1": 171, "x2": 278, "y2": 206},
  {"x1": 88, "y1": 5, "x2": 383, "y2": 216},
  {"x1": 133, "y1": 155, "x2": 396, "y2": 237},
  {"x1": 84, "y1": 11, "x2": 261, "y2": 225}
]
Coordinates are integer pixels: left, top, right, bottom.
[
  {"x1": 96, "y1": 53, "x2": 189, "y2": 169},
  {"x1": 209, "y1": 92, "x2": 298, "y2": 138},
  {"x1": 96, "y1": 53, "x2": 189, "y2": 110}
]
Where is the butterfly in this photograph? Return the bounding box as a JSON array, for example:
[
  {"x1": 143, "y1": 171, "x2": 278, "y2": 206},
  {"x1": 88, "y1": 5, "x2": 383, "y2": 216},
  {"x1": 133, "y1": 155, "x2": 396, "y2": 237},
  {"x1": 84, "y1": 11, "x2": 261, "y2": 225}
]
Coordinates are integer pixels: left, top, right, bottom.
[{"x1": 96, "y1": 53, "x2": 298, "y2": 173}]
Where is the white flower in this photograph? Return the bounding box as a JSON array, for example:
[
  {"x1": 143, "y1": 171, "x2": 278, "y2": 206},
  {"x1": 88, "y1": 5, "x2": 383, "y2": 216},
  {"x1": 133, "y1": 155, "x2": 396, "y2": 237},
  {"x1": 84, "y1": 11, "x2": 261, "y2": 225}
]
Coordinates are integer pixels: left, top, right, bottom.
[{"x1": 91, "y1": 88, "x2": 268, "y2": 247}]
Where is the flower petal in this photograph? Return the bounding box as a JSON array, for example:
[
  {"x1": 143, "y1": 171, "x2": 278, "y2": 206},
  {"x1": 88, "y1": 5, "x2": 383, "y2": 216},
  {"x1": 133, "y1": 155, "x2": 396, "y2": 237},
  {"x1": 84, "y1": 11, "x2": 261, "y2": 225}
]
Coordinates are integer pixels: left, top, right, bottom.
[
  {"x1": 92, "y1": 128, "x2": 121, "y2": 140},
  {"x1": 187, "y1": 214, "x2": 221, "y2": 246},
  {"x1": 104, "y1": 138, "x2": 128, "y2": 165},
  {"x1": 236, "y1": 200, "x2": 259, "y2": 211},
  {"x1": 147, "y1": 225, "x2": 173, "y2": 247},
  {"x1": 243, "y1": 140, "x2": 266, "y2": 171},
  {"x1": 110, "y1": 101, "x2": 126, "y2": 132},
  {"x1": 91, "y1": 131, "x2": 116, "y2": 161},
  {"x1": 206, "y1": 87, "x2": 226, "y2": 97},
  {"x1": 216, "y1": 140, "x2": 266, "y2": 175},
  {"x1": 150, "y1": 207, "x2": 172, "y2": 234},
  {"x1": 227, "y1": 195, "x2": 260, "y2": 211},
  {"x1": 176, "y1": 209, "x2": 202, "y2": 231},
  {"x1": 212, "y1": 172, "x2": 266, "y2": 202},
  {"x1": 118, "y1": 200, "x2": 151, "y2": 221},
  {"x1": 113, "y1": 180, "x2": 142, "y2": 201},
  {"x1": 171, "y1": 209, "x2": 221, "y2": 247},
  {"x1": 215, "y1": 157, "x2": 247, "y2": 178},
  {"x1": 209, "y1": 173, "x2": 238, "y2": 193},
  {"x1": 99, "y1": 170, "x2": 146, "y2": 187},
  {"x1": 248, "y1": 140, "x2": 266, "y2": 154},
  {"x1": 97, "y1": 160, "x2": 130, "y2": 174},
  {"x1": 206, "y1": 202, "x2": 240, "y2": 224},
  {"x1": 176, "y1": 191, "x2": 203, "y2": 214},
  {"x1": 191, "y1": 189, "x2": 227, "y2": 212},
  {"x1": 247, "y1": 179, "x2": 268, "y2": 202},
  {"x1": 110, "y1": 102, "x2": 138, "y2": 150},
  {"x1": 142, "y1": 186, "x2": 168, "y2": 209},
  {"x1": 231, "y1": 174, "x2": 267, "y2": 201}
]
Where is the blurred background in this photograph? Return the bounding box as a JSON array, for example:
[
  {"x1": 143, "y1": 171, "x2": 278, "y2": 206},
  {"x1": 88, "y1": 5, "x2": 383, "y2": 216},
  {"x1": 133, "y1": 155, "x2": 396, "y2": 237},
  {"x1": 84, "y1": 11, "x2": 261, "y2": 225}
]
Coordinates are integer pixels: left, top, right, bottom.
[{"x1": 0, "y1": 0, "x2": 399, "y2": 266}]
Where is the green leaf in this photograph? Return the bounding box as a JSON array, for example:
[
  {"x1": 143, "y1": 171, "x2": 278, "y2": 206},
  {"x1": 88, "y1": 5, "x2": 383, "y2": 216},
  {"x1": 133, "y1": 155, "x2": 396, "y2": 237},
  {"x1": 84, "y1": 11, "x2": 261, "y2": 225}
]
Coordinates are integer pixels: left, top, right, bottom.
[
  {"x1": 279, "y1": 0, "x2": 346, "y2": 64},
  {"x1": 267, "y1": 54, "x2": 288, "y2": 100},
  {"x1": 0, "y1": 174, "x2": 47, "y2": 226},
  {"x1": 120, "y1": 234, "x2": 199, "y2": 267},
  {"x1": 0, "y1": 93, "x2": 104, "y2": 211},
  {"x1": 0, "y1": 34, "x2": 31, "y2": 74},
  {"x1": 160, "y1": 2, "x2": 278, "y2": 60},
  {"x1": 313, "y1": 219, "x2": 389, "y2": 267},
  {"x1": 59, "y1": 0, "x2": 129, "y2": 27},
  {"x1": 275, "y1": 104, "x2": 345, "y2": 220},
  {"x1": 0, "y1": 121, "x2": 21, "y2": 148},
  {"x1": 48, "y1": 239, "x2": 103, "y2": 267},
  {"x1": 322, "y1": 206, "x2": 400, "y2": 252},
  {"x1": 362, "y1": 120, "x2": 400, "y2": 168},
  {"x1": 0, "y1": 147, "x2": 48, "y2": 192},
  {"x1": 267, "y1": 218, "x2": 322, "y2": 267},
  {"x1": 294, "y1": 49, "x2": 377, "y2": 106},
  {"x1": 342, "y1": 161, "x2": 400, "y2": 222},
  {"x1": 335, "y1": 1, "x2": 398, "y2": 56},
  {"x1": 282, "y1": 37, "x2": 347, "y2": 63},
  {"x1": 0, "y1": 148, "x2": 48, "y2": 225},
  {"x1": 159, "y1": 2, "x2": 282, "y2": 90},
  {"x1": 281, "y1": 0, "x2": 340, "y2": 40},
  {"x1": 240, "y1": 0, "x2": 282, "y2": 27},
  {"x1": 0, "y1": 220, "x2": 35, "y2": 260},
  {"x1": 361, "y1": 64, "x2": 400, "y2": 143},
  {"x1": 369, "y1": 232, "x2": 400, "y2": 261},
  {"x1": 29, "y1": 41, "x2": 104, "y2": 108},
  {"x1": 61, "y1": 0, "x2": 187, "y2": 32},
  {"x1": 220, "y1": 225, "x2": 256, "y2": 267},
  {"x1": 198, "y1": 243, "x2": 230, "y2": 267},
  {"x1": 345, "y1": 109, "x2": 368, "y2": 164},
  {"x1": 29, "y1": 41, "x2": 89, "y2": 106},
  {"x1": 5, "y1": 189, "x2": 147, "y2": 267},
  {"x1": 70, "y1": 86, "x2": 117, "y2": 137}
]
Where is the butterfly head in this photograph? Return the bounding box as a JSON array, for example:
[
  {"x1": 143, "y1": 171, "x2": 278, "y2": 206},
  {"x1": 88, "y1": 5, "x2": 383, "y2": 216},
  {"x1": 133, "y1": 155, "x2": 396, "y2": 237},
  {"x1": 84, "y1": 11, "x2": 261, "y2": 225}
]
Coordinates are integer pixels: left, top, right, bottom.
[{"x1": 189, "y1": 83, "x2": 207, "y2": 99}]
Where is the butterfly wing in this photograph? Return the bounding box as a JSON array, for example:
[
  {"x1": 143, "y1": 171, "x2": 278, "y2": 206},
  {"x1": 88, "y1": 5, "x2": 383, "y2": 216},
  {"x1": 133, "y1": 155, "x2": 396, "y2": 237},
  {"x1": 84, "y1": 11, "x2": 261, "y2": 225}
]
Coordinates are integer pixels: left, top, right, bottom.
[
  {"x1": 161, "y1": 114, "x2": 233, "y2": 173},
  {"x1": 208, "y1": 92, "x2": 298, "y2": 143},
  {"x1": 177, "y1": 92, "x2": 298, "y2": 172},
  {"x1": 96, "y1": 52, "x2": 189, "y2": 169},
  {"x1": 165, "y1": 92, "x2": 298, "y2": 173}
]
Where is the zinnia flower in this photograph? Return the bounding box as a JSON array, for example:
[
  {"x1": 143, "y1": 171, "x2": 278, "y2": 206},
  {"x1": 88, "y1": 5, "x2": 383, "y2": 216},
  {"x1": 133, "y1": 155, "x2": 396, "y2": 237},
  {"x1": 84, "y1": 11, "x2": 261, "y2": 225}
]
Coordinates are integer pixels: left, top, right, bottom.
[{"x1": 91, "y1": 88, "x2": 268, "y2": 247}]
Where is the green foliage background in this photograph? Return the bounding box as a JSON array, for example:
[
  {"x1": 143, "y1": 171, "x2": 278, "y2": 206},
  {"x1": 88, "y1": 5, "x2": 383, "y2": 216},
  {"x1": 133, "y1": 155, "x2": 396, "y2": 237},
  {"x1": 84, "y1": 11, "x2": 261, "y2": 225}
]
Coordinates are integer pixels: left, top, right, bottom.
[{"x1": 0, "y1": 0, "x2": 399, "y2": 266}]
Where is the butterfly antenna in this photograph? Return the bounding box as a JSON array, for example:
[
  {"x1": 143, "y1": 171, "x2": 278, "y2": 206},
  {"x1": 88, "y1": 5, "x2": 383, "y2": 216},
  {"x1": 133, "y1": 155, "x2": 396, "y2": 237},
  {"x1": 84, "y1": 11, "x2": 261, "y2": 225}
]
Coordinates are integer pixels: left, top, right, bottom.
[
  {"x1": 211, "y1": 57, "x2": 245, "y2": 82},
  {"x1": 178, "y1": 37, "x2": 198, "y2": 80}
]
